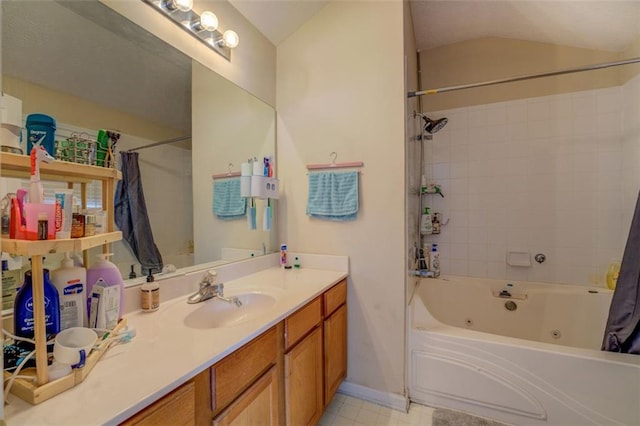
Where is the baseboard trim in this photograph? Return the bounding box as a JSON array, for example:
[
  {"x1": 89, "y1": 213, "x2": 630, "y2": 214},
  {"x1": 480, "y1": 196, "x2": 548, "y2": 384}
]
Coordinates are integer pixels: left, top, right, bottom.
[{"x1": 338, "y1": 381, "x2": 409, "y2": 413}]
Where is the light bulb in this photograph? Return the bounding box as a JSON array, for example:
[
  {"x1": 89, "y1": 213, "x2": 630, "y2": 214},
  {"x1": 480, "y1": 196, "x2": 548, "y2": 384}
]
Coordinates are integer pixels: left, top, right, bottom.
[
  {"x1": 173, "y1": 0, "x2": 192, "y2": 12},
  {"x1": 199, "y1": 11, "x2": 218, "y2": 31},
  {"x1": 222, "y1": 30, "x2": 239, "y2": 48}
]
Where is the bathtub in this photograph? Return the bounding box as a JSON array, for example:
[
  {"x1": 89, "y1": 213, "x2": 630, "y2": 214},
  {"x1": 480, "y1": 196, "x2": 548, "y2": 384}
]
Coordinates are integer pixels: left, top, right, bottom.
[{"x1": 409, "y1": 276, "x2": 640, "y2": 425}]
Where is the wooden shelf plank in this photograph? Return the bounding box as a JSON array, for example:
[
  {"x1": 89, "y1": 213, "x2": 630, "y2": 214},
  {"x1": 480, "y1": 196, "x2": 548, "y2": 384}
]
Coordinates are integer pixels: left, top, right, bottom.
[
  {"x1": 0, "y1": 152, "x2": 121, "y2": 181},
  {"x1": 0, "y1": 232, "x2": 122, "y2": 256}
]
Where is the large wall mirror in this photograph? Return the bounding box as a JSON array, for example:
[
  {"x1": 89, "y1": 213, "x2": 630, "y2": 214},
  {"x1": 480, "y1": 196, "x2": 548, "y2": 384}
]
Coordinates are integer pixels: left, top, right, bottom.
[{"x1": 1, "y1": 0, "x2": 276, "y2": 289}]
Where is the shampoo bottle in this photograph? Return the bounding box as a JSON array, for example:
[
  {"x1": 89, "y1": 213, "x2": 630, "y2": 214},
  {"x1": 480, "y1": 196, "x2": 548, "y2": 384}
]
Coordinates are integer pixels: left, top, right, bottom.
[
  {"x1": 429, "y1": 244, "x2": 440, "y2": 276},
  {"x1": 51, "y1": 253, "x2": 87, "y2": 329},
  {"x1": 86, "y1": 253, "x2": 124, "y2": 320},
  {"x1": 420, "y1": 207, "x2": 433, "y2": 235},
  {"x1": 14, "y1": 269, "x2": 60, "y2": 349}
]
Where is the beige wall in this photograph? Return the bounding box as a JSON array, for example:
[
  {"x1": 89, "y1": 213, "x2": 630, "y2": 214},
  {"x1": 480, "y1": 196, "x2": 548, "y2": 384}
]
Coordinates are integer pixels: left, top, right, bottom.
[
  {"x1": 420, "y1": 37, "x2": 628, "y2": 111},
  {"x1": 2, "y1": 75, "x2": 179, "y2": 142},
  {"x1": 101, "y1": 0, "x2": 276, "y2": 107},
  {"x1": 403, "y1": 0, "x2": 419, "y2": 395},
  {"x1": 277, "y1": 1, "x2": 407, "y2": 396}
]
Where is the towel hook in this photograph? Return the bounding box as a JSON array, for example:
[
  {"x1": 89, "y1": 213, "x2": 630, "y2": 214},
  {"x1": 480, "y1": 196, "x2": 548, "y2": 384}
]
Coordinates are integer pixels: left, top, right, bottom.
[
  {"x1": 228, "y1": 162, "x2": 234, "y2": 174},
  {"x1": 330, "y1": 152, "x2": 337, "y2": 165}
]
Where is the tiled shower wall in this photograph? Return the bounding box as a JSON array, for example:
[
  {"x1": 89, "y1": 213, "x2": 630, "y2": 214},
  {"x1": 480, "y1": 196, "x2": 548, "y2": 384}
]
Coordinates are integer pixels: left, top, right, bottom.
[{"x1": 423, "y1": 78, "x2": 639, "y2": 287}]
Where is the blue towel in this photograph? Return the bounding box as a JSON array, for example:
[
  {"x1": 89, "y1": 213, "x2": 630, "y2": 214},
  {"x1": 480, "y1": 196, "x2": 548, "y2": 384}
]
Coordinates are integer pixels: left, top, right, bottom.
[
  {"x1": 306, "y1": 171, "x2": 359, "y2": 221},
  {"x1": 213, "y1": 178, "x2": 246, "y2": 220}
]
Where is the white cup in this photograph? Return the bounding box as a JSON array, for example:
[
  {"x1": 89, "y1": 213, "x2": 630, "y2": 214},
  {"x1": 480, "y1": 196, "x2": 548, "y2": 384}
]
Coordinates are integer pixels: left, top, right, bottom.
[{"x1": 53, "y1": 327, "x2": 98, "y2": 368}]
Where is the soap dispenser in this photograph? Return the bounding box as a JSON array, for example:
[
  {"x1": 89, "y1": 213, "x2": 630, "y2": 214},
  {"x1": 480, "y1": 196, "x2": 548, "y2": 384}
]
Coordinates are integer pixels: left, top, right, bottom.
[{"x1": 140, "y1": 271, "x2": 159, "y2": 312}]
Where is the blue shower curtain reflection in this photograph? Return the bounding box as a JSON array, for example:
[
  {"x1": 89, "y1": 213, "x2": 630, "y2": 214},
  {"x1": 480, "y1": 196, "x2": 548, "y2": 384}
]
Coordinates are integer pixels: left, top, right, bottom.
[{"x1": 114, "y1": 151, "x2": 163, "y2": 275}]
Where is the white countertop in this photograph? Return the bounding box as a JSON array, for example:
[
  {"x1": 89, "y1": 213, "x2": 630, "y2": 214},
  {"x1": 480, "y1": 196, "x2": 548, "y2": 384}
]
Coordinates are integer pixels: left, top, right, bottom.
[{"x1": 5, "y1": 255, "x2": 348, "y2": 425}]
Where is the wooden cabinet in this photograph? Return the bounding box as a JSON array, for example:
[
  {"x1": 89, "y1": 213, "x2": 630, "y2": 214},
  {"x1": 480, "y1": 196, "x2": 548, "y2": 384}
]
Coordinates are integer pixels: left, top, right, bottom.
[
  {"x1": 121, "y1": 381, "x2": 195, "y2": 426},
  {"x1": 211, "y1": 326, "x2": 278, "y2": 415},
  {"x1": 213, "y1": 366, "x2": 279, "y2": 426},
  {"x1": 126, "y1": 279, "x2": 347, "y2": 426},
  {"x1": 323, "y1": 279, "x2": 348, "y2": 406},
  {"x1": 324, "y1": 304, "x2": 347, "y2": 404},
  {"x1": 285, "y1": 326, "x2": 323, "y2": 426}
]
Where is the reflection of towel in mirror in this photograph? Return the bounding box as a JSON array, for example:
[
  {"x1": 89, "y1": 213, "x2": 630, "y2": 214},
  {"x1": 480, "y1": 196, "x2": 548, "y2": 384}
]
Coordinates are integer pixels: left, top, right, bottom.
[
  {"x1": 213, "y1": 178, "x2": 246, "y2": 220},
  {"x1": 602, "y1": 190, "x2": 640, "y2": 354},
  {"x1": 306, "y1": 171, "x2": 359, "y2": 221},
  {"x1": 114, "y1": 151, "x2": 163, "y2": 275}
]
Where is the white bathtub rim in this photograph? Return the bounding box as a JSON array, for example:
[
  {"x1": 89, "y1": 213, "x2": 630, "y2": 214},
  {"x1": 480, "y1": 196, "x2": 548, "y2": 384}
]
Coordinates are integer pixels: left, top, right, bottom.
[{"x1": 424, "y1": 274, "x2": 614, "y2": 294}]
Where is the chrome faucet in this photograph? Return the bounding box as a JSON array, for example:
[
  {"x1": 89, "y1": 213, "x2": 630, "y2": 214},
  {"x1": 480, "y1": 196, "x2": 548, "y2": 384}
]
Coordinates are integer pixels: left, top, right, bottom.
[{"x1": 187, "y1": 270, "x2": 242, "y2": 306}]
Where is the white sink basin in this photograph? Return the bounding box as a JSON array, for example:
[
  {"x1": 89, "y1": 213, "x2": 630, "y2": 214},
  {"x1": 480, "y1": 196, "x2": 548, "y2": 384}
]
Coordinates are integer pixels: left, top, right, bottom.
[{"x1": 183, "y1": 292, "x2": 277, "y2": 329}]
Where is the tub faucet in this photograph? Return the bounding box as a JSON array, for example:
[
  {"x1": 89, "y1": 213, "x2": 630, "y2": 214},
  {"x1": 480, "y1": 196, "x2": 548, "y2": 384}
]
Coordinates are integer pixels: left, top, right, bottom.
[{"x1": 187, "y1": 270, "x2": 242, "y2": 306}]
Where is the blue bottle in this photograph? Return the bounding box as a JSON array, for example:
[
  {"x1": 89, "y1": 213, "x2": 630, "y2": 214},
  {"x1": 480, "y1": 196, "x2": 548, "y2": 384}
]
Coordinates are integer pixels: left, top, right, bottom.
[{"x1": 14, "y1": 269, "x2": 61, "y2": 349}]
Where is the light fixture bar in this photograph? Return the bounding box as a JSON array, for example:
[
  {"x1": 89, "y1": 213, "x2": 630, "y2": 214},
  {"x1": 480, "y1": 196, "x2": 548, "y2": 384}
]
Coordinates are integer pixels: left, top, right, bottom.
[{"x1": 142, "y1": 0, "x2": 233, "y2": 61}]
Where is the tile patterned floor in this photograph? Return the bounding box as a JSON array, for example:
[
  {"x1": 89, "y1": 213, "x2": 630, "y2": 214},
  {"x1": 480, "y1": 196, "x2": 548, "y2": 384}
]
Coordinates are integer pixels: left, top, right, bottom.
[{"x1": 319, "y1": 394, "x2": 435, "y2": 426}]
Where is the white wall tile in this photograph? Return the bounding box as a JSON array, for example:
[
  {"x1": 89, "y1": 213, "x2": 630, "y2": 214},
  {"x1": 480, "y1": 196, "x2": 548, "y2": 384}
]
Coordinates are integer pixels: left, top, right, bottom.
[
  {"x1": 468, "y1": 107, "x2": 488, "y2": 127},
  {"x1": 487, "y1": 261, "x2": 507, "y2": 279},
  {"x1": 424, "y1": 84, "x2": 632, "y2": 287},
  {"x1": 468, "y1": 260, "x2": 488, "y2": 277}
]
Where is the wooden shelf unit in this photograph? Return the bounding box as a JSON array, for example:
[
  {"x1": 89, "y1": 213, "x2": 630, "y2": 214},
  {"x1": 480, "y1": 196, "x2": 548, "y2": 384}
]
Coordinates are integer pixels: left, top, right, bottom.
[{"x1": 1, "y1": 151, "x2": 122, "y2": 403}]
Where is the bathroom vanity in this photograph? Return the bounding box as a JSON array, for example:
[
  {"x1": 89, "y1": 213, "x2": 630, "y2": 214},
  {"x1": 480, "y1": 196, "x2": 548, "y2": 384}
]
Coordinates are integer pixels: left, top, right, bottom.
[{"x1": 4, "y1": 254, "x2": 348, "y2": 425}]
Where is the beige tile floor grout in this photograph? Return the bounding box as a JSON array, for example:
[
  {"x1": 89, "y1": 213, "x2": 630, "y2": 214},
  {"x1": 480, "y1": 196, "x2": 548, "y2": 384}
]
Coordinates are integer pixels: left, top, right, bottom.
[{"x1": 319, "y1": 393, "x2": 435, "y2": 426}]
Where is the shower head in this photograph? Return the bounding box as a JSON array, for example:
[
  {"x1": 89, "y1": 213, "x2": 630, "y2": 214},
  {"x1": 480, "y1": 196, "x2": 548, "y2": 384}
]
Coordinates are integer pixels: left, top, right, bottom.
[{"x1": 423, "y1": 116, "x2": 448, "y2": 134}]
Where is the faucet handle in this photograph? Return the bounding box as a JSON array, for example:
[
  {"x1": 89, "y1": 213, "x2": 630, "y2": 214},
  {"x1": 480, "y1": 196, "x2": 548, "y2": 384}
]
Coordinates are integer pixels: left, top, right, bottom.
[{"x1": 204, "y1": 269, "x2": 218, "y2": 283}]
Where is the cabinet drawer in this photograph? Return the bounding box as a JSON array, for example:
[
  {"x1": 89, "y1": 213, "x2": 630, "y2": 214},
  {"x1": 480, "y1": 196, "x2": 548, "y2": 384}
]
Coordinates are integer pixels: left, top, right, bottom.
[
  {"x1": 285, "y1": 297, "x2": 321, "y2": 351},
  {"x1": 211, "y1": 326, "x2": 278, "y2": 414},
  {"x1": 323, "y1": 279, "x2": 346, "y2": 317},
  {"x1": 120, "y1": 381, "x2": 195, "y2": 425}
]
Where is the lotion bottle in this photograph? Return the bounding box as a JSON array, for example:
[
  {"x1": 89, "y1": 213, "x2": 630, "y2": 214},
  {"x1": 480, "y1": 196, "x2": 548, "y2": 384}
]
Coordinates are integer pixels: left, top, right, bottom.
[
  {"x1": 86, "y1": 253, "x2": 124, "y2": 320},
  {"x1": 51, "y1": 252, "x2": 87, "y2": 329},
  {"x1": 14, "y1": 269, "x2": 60, "y2": 349}
]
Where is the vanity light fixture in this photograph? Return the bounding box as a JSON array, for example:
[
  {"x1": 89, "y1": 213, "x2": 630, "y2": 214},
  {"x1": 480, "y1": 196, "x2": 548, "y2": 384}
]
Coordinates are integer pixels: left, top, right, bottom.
[
  {"x1": 143, "y1": 0, "x2": 239, "y2": 61},
  {"x1": 163, "y1": 0, "x2": 193, "y2": 12}
]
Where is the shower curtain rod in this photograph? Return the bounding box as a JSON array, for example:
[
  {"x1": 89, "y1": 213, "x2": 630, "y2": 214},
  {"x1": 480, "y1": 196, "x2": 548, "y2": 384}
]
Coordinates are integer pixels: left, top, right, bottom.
[
  {"x1": 127, "y1": 135, "x2": 191, "y2": 152},
  {"x1": 407, "y1": 56, "x2": 640, "y2": 98}
]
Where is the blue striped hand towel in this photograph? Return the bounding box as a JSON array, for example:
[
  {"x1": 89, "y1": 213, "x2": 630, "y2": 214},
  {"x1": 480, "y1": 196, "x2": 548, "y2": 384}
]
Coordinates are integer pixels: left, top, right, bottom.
[
  {"x1": 213, "y1": 178, "x2": 246, "y2": 219},
  {"x1": 306, "y1": 171, "x2": 359, "y2": 221}
]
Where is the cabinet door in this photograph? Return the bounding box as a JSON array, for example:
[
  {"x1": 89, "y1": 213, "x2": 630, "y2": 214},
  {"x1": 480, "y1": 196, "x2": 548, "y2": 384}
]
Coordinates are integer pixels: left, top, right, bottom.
[
  {"x1": 213, "y1": 366, "x2": 279, "y2": 426},
  {"x1": 284, "y1": 326, "x2": 323, "y2": 426},
  {"x1": 324, "y1": 304, "x2": 347, "y2": 405},
  {"x1": 120, "y1": 381, "x2": 195, "y2": 426}
]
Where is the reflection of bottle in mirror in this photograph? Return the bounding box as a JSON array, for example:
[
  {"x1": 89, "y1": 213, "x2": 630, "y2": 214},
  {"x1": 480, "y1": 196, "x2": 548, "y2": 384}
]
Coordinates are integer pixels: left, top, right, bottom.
[
  {"x1": 280, "y1": 243, "x2": 287, "y2": 268},
  {"x1": 606, "y1": 261, "x2": 621, "y2": 290}
]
